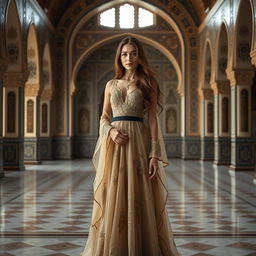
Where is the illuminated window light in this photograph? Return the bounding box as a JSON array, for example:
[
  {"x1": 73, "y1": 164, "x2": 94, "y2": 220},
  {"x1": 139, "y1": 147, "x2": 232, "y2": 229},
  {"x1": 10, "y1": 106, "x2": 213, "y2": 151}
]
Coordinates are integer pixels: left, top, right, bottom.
[
  {"x1": 100, "y1": 8, "x2": 115, "y2": 28},
  {"x1": 119, "y1": 4, "x2": 134, "y2": 28},
  {"x1": 139, "y1": 8, "x2": 153, "y2": 27}
]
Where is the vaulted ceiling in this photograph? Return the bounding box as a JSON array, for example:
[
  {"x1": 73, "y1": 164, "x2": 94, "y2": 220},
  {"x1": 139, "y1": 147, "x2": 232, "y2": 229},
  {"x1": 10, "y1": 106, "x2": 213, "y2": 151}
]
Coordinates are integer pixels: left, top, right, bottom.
[{"x1": 36, "y1": 0, "x2": 217, "y2": 27}]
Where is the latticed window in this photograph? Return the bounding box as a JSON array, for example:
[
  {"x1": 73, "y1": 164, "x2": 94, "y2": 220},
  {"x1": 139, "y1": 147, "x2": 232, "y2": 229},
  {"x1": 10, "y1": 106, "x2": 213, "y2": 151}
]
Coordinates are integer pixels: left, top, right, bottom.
[{"x1": 99, "y1": 3, "x2": 154, "y2": 29}]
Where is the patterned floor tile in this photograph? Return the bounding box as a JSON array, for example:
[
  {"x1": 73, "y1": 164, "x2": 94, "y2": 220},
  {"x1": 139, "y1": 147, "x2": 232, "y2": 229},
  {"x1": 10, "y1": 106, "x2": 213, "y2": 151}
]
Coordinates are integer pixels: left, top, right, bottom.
[{"x1": 0, "y1": 159, "x2": 256, "y2": 256}]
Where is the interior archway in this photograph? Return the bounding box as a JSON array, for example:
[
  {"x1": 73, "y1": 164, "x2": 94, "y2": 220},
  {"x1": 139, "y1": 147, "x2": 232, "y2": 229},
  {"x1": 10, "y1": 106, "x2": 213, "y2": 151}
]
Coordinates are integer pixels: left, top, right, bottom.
[{"x1": 73, "y1": 40, "x2": 180, "y2": 157}]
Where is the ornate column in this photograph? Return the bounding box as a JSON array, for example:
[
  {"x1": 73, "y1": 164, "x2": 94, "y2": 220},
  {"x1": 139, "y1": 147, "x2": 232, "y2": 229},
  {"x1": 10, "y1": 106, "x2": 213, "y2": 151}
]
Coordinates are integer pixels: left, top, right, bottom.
[
  {"x1": 226, "y1": 67, "x2": 255, "y2": 170},
  {"x1": 24, "y1": 83, "x2": 41, "y2": 164},
  {"x1": 211, "y1": 80, "x2": 231, "y2": 165},
  {"x1": 250, "y1": 50, "x2": 256, "y2": 179},
  {"x1": 0, "y1": 59, "x2": 8, "y2": 177},
  {"x1": 199, "y1": 88, "x2": 214, "y2": 161},
  {"x1": 3, "y1": 71, "x2": 28, "y2": 171},
  {"x1": 39, "y1": 89, "x2": 53, "y2": 160}
]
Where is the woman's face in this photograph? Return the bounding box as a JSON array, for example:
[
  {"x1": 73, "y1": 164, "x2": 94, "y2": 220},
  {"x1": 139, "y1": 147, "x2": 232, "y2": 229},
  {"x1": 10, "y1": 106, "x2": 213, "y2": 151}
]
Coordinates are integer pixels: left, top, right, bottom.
[{"x1": 120, "y1": 44, "x2": 138, "y2": 71}]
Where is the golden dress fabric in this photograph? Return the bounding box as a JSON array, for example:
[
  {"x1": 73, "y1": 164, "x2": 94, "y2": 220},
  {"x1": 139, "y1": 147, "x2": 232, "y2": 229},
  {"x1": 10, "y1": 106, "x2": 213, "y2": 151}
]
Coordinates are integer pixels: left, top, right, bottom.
[{"x1": 81, "y1": 80, "x2": 180, "y2": 256}]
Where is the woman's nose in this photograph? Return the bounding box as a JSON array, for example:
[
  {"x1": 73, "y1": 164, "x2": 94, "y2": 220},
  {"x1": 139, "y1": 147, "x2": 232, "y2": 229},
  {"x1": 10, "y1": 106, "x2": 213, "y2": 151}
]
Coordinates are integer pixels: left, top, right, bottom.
[{"x1": 127, "y1": 53, "x2": 132, "y2": 61}]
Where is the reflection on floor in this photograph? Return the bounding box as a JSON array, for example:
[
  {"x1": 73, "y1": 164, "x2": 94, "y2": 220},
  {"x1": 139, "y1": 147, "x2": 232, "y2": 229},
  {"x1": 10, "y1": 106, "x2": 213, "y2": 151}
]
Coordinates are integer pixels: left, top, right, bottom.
[{"x1": 0, "y1": 159, "x2": 256, "y2": 256}]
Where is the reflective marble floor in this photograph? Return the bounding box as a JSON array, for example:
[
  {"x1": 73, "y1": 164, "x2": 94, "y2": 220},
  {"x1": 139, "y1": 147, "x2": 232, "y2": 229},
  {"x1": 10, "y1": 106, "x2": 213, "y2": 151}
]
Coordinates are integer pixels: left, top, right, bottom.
[{"x1": 0, "y1": 159, "x2": 256, "y2": 256}]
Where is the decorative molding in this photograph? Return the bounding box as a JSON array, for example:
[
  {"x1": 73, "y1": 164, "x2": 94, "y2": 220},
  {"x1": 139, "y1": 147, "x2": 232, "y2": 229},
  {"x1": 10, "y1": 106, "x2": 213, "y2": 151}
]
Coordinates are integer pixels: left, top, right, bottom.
[
  {"x1": 3, "y1": 72, "x2": 29, "y2": 88},
  {"x1": 226, "y1": 67, "x2": 255, "y2": 86},
  {"x1": 199, "y1": 88, "x2": 214, "y2": 100},
  {"x1": 210, "y1": 80, "x2": 230, "y2": 95},
  {"x1": 25, "y1": 83, "x2": 40, "y2": 96},
  {"x1": 0, "y1": 59, "x2": 8, "y2": 79}
]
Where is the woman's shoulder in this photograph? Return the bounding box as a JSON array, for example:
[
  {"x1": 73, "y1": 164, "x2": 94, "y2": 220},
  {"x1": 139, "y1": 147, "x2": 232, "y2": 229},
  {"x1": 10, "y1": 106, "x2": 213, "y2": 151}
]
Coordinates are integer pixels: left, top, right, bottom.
[{"x1": 106, "y1": 79, "x2": 117, "y2": 89}]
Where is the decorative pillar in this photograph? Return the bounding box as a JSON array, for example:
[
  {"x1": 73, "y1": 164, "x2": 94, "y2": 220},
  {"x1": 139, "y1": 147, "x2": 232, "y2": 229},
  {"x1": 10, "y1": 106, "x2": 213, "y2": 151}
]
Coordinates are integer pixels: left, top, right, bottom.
[
  {"x1": 250, "y1": 50, "x2": 256, "y2": 178},
  {"x1": 211, "y1": 80, "x2": 231, "y2": 165},
  {"x1": 3, "y1": 71, "x2": 28, "y2": 171},
  {"x1": 0, "y1": 59, "x2": 8, "y2": 177},
  {"x1": 39, "y1": 89, "x2": 53, "y2": 160},
  {"x1": 24, "y1": 83, "x2": 41, "y2": 164},
  {"x1": 226, "y1": 67, "x2": 255, "y2": 170},
  {"x1": 199, "y1": 88, "x2": 214, "y2": 161}
]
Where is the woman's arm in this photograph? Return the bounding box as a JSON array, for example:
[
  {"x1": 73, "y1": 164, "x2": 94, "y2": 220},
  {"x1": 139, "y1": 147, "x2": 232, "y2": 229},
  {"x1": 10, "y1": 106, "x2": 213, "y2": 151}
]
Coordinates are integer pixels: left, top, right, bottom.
[
  {"x1": 148, "y1": 80, "x2": 160, "y2": 179},
  {"x1": 100, "y1": 80, "x2": 129, "y2": 145}
]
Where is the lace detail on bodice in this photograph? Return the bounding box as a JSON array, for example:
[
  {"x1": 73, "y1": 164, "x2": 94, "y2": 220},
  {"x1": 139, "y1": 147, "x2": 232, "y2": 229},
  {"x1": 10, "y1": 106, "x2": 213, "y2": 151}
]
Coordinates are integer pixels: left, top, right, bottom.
[{"x1": 110, "y1": 79, "x2": 144, "y2": 117}]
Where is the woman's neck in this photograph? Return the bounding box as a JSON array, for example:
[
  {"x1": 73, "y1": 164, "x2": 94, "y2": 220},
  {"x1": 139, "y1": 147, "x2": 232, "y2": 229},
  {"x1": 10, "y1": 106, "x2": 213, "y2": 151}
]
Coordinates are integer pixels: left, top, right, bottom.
[{"x1": 123, "y1": 70, "x2": 136, "y2": 81}]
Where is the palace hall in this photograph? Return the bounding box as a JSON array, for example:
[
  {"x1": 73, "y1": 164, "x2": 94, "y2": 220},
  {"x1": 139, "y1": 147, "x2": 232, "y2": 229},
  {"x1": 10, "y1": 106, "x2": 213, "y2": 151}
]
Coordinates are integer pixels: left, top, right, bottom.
[{"x1": 0, "y1": 0, "x2": 256, "y2": 255}]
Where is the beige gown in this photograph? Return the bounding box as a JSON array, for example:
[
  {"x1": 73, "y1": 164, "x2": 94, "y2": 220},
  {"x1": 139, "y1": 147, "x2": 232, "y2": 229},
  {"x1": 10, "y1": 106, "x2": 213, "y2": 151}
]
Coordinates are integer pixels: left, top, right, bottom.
[{"x1": 81, "y1": 79, "x2": 180, "y2": 256}]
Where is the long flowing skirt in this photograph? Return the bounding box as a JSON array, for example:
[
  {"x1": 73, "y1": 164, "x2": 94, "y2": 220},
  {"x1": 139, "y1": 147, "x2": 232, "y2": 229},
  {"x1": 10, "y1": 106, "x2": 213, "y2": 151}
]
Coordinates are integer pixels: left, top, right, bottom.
[{"x1": 81, "y1": 120, "x2": 180, "y2": 256}]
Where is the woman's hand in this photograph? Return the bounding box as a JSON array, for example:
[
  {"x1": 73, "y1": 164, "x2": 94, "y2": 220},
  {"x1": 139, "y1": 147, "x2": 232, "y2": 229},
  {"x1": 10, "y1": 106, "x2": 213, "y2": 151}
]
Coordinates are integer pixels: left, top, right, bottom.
[
  {"x1": 110, "y1": 128, "x2": 129, "y2": 145},
  {"x1": 148, "y1": 157, "x2": 158, "y2": 179}
]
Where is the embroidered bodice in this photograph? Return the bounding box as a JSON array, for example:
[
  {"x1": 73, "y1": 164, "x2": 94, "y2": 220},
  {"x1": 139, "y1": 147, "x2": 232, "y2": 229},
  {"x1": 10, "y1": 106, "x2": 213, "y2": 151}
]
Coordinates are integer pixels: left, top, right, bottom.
[{"x1": 110, "y1": 79, "x2": 144, "y2": 118}]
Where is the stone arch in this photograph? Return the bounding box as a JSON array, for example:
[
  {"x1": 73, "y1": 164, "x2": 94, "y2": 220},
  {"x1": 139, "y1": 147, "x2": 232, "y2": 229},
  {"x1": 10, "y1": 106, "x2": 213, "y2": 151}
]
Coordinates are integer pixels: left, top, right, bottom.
[
  {"x1": 26, "y1": 23, "x2": 40, "y2": 86},
  {"x1": 203, "y1": 40, "x2": 213, "y2": 88},
  {"x1": 216, "y1": 22, "x2": 229, "y2": 80},
  {"x1": 42, "y1": 42, "x2": 53, "y2": 91},
  {"x1": 71, "y1": 33, "x2": 182, "y2": 97},
  {"x1": 5, "y1": 0, "x2": 23, "y2": 72},
  {"x1": 234, "y1": 0, "x2": 254, "y2": 69}
]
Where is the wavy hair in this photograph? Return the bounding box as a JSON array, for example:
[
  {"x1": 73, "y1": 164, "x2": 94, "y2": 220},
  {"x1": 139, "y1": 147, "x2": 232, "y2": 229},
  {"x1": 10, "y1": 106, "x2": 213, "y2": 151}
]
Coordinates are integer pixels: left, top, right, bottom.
[{"x1": 114, "y1": 36, "x2": 162, "y2": 112}]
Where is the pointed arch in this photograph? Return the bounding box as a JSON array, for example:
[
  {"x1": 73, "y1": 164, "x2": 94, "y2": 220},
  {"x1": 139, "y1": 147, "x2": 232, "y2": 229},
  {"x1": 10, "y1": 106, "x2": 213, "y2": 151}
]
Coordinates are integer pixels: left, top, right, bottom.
[
  {"x1": 216, "y1": 22, "x2": 229, "y2": 80},
  {"x1": 26, "y1": 24, "x2": 40, "y2": 85},
  {"x1": 234, "y1": 0, "x2": 254, "y2": 68},
  {"x1": 203, "y1": 40, "x2": 213, "y2": 88},
  {"x1": 42, "y1": 42, "x2": 53, "y2": 90},
  {"x1": 5, "y1": 0, "x2": 23, "y2": 71}
]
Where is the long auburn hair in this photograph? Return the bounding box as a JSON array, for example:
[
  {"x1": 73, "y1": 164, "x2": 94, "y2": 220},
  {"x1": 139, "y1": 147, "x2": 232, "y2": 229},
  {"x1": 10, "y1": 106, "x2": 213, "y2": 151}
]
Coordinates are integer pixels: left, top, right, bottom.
[{"x1": 114, "y1": 36, "x2": 162, "y2": 112}]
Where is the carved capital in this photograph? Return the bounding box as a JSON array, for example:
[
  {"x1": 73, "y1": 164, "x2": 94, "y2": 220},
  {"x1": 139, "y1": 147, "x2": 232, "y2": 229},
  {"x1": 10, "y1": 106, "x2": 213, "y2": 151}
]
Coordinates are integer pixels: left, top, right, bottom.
[
  {"x1": 210, "y1": 80, "x2": 230, "y2": 95},
  {"x1": 3, "y1": 71, "x2": 29, "y2": 88},
  {"x1": 0, "y1": 59, "x2": 8, "y2": 79},
  {"x1": 199, "y1": 88, "x2": 213, "y2": 100},
  {"x1": 25, "y1": 83, "x2": 39, "y2": 96},
  {"x1": 226, "y1": 67, "x2": 255, "y2": 86},
  {"x1": 40, "y1": 89, "x2": 53, "y2": 101}
]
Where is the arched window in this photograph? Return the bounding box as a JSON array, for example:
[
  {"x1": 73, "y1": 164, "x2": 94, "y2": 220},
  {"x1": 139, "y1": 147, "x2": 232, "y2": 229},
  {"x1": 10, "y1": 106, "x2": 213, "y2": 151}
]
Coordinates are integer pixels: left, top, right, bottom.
[
  {"x1": 27, "y1": 100, "x2": 34, "y2": 133},
  {"x1": 100, "y1": 4, "x2": 154, "y2": 29},
  {"x1": 207, "y1": 102, "x2": 214, "y2": 134},
  {"x1": 7, "y1": 92, "x2": 16, "y2": 133},
  {"x1": 222, "y1": 97, "x2": 229, "y2": 133},
  {"x1": 42, "y1": 103, "x2": 48, "y2": 133},
  {"x1": 240, "y1": 89, "x2": 249, "y2": 132}
]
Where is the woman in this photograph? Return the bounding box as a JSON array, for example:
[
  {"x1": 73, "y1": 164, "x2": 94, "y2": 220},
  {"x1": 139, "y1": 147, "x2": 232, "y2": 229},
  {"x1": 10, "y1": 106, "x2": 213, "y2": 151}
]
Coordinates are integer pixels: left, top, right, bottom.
[{"x1": 81, "y1": 36, "x2": 180, "y2": 256}]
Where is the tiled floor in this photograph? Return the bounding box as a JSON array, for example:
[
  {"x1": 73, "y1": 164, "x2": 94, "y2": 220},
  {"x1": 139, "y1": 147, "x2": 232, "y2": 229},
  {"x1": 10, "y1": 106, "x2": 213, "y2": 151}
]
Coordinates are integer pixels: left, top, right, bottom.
[{"x1": 0, "y1": 159, "x2": 255, "y2": 256}]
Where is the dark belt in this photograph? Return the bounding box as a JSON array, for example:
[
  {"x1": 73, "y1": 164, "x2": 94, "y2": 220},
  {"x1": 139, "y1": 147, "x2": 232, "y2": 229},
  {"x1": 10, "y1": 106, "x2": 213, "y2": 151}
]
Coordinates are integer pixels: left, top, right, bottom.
[{"x1": 112, "y1": 116, "x2": 143, "y2": 122}]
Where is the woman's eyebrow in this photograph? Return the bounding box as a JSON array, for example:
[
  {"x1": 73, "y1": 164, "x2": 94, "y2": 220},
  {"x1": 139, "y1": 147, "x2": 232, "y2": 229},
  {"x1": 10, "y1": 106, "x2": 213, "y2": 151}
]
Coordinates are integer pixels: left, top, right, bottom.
[{"x1": 121, "y1": 50, "x2": 137, "y2": 53}]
